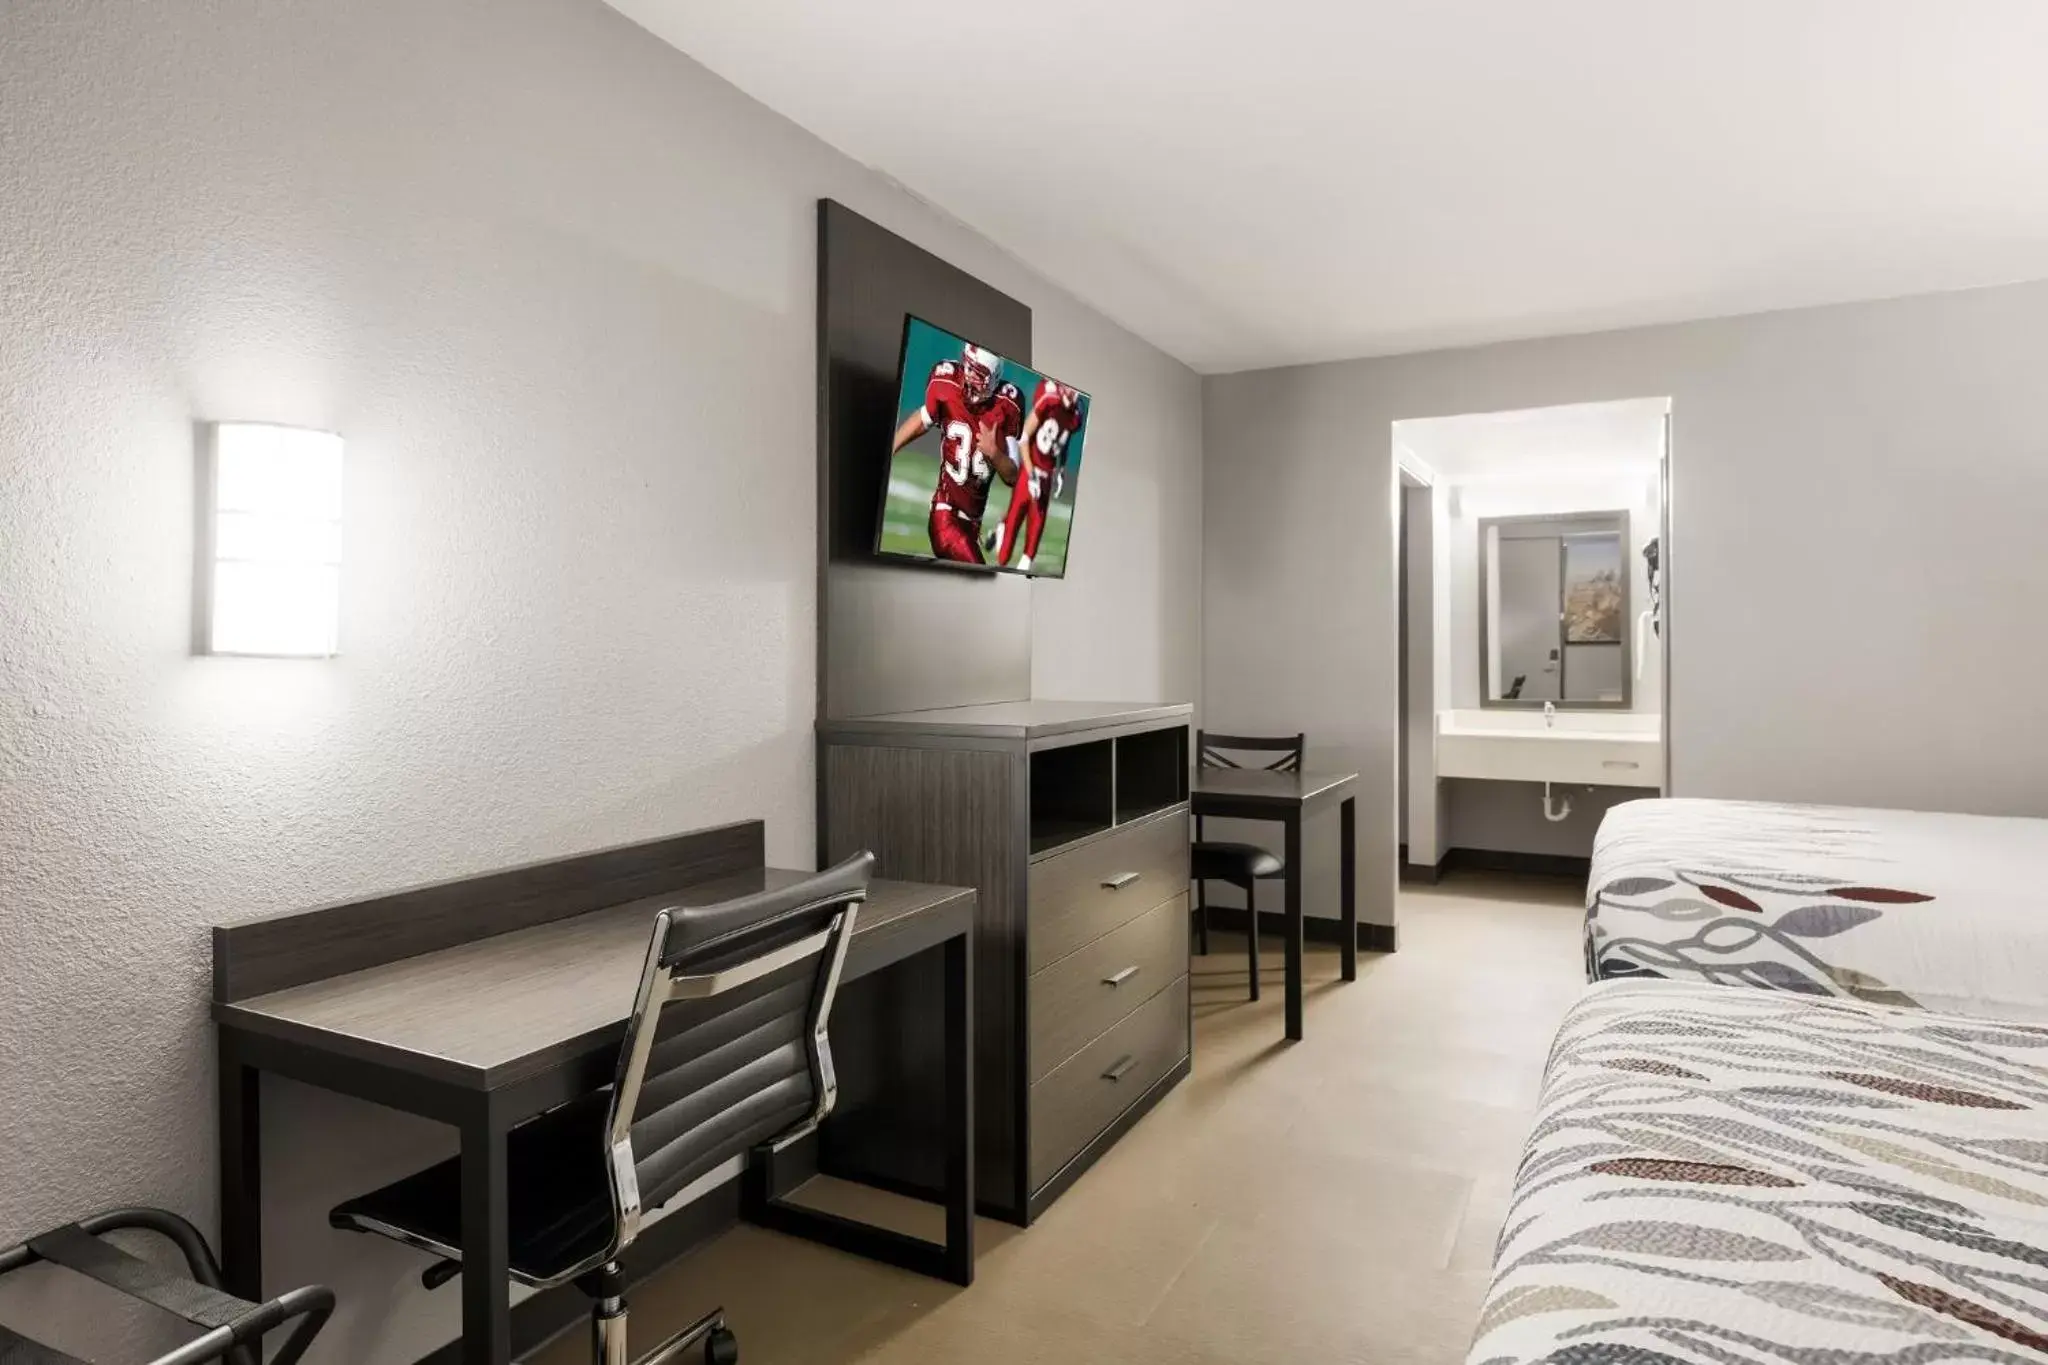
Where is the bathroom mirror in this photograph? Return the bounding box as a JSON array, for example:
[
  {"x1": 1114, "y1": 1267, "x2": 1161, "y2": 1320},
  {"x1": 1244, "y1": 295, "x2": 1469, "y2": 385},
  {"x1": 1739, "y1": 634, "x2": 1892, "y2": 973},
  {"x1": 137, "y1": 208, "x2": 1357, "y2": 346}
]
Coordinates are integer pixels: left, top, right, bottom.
[{"x1": 1480, "y1": 511, "x2": 1631, "y2": 709}]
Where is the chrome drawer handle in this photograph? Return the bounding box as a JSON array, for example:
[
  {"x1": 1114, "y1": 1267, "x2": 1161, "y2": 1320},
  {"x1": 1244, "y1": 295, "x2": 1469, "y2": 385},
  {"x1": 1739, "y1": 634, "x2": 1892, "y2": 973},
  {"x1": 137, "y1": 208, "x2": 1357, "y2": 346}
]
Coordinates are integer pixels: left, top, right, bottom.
[
  {"x1": 1601, "y1": 760, "x2": 1640, "y2": 769},
  {"x1": 1102, "y1": 1055, "x2": 1137, "y2": 1082},
  {"x1": 1101, "y1": 872, "x2": 1142, "y2": 891},
  {"x1": 1103, "y1": 965, "x2": 1140, "y2": 987}
]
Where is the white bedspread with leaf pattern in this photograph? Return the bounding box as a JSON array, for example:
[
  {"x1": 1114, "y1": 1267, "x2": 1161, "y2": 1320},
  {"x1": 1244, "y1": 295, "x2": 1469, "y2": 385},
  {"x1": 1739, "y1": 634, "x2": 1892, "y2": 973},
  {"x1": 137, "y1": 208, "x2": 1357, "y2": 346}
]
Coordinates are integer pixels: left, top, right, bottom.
[
  {"x1": 1468, "y1": 981, "x2": 2048, "y2": 1365},
  {"x1": 1588, "y1": 798, "x2": 2048, "y2": 1022}
]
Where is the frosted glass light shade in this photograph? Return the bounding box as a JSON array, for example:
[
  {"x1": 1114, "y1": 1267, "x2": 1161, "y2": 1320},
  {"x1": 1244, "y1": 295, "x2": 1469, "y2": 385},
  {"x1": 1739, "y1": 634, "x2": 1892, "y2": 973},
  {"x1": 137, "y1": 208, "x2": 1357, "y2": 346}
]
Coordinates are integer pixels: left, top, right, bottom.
[{"x1": 204, "y1": 423, "x2": 344, "y2": 657}]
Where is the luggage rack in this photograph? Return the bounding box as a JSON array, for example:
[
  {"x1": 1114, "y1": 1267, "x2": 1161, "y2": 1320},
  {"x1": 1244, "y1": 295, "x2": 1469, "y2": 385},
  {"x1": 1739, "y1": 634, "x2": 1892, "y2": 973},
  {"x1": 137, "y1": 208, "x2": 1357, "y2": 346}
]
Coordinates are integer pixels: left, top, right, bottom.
[{"x1": 0, "y1": 1207, "x2": 332, "y2": 1365}]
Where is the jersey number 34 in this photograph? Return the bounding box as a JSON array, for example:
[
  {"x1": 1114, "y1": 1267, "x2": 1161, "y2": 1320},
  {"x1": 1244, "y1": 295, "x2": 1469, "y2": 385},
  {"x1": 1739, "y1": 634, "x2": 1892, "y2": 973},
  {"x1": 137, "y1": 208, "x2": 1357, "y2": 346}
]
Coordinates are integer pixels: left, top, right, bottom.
[{"x1": 941, "y1": 420, "x2": 987, "y2": 485}]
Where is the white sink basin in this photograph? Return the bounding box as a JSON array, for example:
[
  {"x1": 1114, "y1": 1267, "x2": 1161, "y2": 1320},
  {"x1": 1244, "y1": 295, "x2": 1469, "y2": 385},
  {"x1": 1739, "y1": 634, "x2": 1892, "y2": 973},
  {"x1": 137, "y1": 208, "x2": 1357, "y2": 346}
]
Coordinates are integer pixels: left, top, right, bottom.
[{"x1": 1436, "y1": 710, "x2": 1662, "y2": 788}]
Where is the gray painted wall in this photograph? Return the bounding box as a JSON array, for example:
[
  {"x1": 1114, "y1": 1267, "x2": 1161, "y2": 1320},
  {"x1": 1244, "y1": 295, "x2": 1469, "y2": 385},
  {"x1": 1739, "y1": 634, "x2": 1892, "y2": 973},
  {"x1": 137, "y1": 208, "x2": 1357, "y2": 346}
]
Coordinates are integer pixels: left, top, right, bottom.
[
  {"x1": 0, "y1": 2, "x2": 1201, "y2": 1360},
  {"x1": 1206, "y1": 277, "x2": 2048, "y2": 926}
]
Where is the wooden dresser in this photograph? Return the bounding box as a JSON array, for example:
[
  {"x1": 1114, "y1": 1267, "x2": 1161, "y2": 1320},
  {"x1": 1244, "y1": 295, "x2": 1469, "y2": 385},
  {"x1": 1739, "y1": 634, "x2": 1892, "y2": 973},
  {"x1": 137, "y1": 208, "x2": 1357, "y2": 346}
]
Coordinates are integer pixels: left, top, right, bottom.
[{"x1": 819, "y1": 699, "x2": 1192, "y2": 1223}]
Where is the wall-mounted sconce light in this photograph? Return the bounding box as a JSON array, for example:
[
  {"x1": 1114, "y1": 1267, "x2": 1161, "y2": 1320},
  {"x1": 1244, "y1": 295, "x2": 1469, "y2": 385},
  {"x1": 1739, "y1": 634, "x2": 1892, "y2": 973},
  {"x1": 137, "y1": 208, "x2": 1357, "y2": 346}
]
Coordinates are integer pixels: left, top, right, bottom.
[{"x1": 201, "y1": 423, "x2": 344, "y2": 657}]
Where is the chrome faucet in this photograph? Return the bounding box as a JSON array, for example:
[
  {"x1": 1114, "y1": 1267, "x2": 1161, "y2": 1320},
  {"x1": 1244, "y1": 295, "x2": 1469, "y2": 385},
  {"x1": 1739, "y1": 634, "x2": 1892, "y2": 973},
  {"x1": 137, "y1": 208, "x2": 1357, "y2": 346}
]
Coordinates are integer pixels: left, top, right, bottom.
[{"x1": 1543, "y1": 700, "x2": 1556, "y2": 728}]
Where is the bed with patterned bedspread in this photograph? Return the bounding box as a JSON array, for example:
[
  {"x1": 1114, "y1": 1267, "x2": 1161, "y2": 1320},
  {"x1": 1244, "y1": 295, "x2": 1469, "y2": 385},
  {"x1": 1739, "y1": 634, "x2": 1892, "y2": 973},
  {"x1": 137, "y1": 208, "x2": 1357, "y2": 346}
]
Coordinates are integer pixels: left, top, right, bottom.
[
  {"x1": 1468, "y1": 980, "x2": 2048, "y2": 1365},
  {"x1": 1588, "y1": 798, "x2": 2048, "y2": 1022}
]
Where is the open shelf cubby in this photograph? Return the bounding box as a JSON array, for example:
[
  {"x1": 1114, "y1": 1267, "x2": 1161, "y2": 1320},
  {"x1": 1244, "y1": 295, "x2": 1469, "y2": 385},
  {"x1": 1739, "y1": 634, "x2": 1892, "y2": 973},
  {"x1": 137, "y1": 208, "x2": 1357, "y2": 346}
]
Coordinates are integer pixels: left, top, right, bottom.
[
  {"x1": 1027, "y1": 724, "x2": 1192, "y2": 857},
  {"x1": 1028, "y1": 739, "x2": 1115, "y2": 855},
  {"x1": 1115, "y1": 725, "x2": 1189, "y2": 825}
]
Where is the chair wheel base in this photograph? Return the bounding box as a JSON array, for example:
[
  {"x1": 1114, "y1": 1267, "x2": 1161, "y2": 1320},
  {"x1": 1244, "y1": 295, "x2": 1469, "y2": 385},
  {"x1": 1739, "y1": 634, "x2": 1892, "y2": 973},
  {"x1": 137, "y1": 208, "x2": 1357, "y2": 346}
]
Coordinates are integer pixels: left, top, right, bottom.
[{"x1": 625, "y1": 1308, "x2": 733, "y2": 1365}]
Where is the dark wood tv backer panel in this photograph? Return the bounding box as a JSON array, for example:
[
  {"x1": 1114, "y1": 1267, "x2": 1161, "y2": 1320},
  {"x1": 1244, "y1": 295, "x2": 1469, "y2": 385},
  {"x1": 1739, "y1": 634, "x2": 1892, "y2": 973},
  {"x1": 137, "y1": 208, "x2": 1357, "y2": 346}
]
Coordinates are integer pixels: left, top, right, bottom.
[
  {"x1": 818, "y1": 199, "x2": 1034, "y2": 721},
  {"x1": 815, "y1": 204, "x2": 1195, "y2": 1223}
]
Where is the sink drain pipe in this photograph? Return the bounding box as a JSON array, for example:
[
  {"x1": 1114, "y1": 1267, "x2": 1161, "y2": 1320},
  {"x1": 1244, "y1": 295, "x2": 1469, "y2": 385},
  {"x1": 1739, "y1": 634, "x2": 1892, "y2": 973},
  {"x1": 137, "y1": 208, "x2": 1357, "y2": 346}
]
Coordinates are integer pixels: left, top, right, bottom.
[{"x1": 1542, "y1": 782, "x2": 1573, "y2": 823}]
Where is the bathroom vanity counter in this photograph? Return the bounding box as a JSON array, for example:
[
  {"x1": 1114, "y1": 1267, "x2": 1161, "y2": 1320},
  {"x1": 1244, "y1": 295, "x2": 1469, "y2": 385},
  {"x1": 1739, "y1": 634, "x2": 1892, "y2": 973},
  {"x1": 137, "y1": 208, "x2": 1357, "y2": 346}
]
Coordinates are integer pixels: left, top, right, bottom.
[{"x1": 1436, "y1": 710, "x2": 1662, "y2": 789}]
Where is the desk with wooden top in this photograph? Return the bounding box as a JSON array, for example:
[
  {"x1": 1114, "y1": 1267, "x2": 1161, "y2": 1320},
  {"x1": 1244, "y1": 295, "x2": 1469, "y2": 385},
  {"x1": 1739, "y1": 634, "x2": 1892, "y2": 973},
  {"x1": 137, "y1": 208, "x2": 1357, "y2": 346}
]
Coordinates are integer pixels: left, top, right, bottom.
[{"x1": 211, "y1": 820, "x2": 975, "y2": 1365}]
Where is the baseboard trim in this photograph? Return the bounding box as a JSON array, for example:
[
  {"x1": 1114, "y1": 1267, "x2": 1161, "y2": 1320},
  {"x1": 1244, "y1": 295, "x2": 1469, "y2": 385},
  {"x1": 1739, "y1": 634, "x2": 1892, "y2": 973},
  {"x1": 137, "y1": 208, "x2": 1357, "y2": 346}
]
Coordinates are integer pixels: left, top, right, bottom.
[
  {"x1": 1199, "y1": 904, "x2": 1397, "y2": 953},
  {"x1": 1397, "y1": 843, "x2": 1435, "y2": 885},
  {"x1": 1440, "y1": 847, "x2": 1591, "y2": 881}
]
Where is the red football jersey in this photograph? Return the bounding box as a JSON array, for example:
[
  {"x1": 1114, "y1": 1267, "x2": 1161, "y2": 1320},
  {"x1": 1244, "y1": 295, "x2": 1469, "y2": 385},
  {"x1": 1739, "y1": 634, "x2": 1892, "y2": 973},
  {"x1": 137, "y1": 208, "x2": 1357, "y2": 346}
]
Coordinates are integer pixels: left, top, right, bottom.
[
  {"x1": 1025, "y1": 380, "x2": 1084, "y2": 472},
  {"x1": 923, "y1": 360, "x2": 1023, "y2": 523}
]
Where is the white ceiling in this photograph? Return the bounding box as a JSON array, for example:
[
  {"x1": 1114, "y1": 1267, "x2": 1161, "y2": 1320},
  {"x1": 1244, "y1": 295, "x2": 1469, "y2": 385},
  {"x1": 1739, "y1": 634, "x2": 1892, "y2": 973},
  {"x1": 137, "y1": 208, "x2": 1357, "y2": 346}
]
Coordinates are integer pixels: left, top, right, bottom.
[
  {"x1": 1395, "y1": 398, "x2": 1667, "y2": 483},
  {"x1": 610, "y1": 0, "x2": 2048, "y2": 374}
]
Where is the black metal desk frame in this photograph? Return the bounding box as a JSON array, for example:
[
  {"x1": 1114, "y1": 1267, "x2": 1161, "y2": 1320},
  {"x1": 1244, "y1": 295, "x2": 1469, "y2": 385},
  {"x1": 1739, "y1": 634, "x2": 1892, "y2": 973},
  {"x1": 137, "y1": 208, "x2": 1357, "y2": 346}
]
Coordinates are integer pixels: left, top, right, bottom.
[{"x1": 212, "y1": 823, "x2": 975, "y2": 1365}]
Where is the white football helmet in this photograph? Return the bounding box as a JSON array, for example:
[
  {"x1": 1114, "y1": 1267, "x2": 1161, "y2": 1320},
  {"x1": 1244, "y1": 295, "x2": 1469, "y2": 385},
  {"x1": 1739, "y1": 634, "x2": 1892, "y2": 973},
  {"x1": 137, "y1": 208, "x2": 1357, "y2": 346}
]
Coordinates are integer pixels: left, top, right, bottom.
[{"x1": 961, "y1": 344, "x2": 1001, "y2": 402}]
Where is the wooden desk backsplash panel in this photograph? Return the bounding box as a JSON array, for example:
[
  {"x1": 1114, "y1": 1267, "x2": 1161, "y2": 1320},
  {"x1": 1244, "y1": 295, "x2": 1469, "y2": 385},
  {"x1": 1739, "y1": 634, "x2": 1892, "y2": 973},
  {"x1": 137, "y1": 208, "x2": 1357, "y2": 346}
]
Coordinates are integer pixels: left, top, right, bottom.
[{"x1": 213, "y1": 820, "x2": 765, "y2": 1002}]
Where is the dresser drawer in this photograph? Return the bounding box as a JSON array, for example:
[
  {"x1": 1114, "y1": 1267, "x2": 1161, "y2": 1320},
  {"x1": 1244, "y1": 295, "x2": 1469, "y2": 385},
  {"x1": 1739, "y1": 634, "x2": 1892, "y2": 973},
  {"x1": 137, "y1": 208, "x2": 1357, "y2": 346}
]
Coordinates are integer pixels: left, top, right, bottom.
[
  {"x1": 1028, "y1": 975, "x2": 1189, "y2": 1191},
  {"x1": 1028, "y1": 808, "x2": 1189, "y2": 972},
  {"x1": 1029, "y1": 892, "x2": 1188, "y2": 1082}
]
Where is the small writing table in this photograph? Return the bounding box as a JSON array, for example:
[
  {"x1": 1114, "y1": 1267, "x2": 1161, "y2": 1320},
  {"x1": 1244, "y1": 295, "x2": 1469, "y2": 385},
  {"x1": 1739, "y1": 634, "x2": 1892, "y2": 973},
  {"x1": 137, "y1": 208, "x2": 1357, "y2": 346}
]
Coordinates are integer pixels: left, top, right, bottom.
[
  {"x1": 1189, "y1": 768, "x2": 1359, "y2": 1040},
  {"x1": 211, "y1": 822, "x2": 974, "y2": 1365}
]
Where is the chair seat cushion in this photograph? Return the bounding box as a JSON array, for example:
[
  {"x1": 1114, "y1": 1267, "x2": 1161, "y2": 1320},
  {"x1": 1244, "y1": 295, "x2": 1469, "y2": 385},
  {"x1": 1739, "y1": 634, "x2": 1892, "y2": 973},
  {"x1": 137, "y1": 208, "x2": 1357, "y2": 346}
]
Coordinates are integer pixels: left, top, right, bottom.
[
  {"x1": 1192, "y1": 840, "x2": 1284, "y2": 881},
  {"x1": 331, "y1": 1091, "x2": 614, "y2": 1285}
]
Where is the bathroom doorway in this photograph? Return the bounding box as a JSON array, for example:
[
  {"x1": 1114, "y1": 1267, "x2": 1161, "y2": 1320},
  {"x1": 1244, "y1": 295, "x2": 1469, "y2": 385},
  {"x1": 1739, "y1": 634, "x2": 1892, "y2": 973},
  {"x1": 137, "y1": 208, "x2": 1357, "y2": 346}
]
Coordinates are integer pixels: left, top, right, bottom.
[{"x1": 1393, "y1": 399, "x2": 1670, "y2": 879}]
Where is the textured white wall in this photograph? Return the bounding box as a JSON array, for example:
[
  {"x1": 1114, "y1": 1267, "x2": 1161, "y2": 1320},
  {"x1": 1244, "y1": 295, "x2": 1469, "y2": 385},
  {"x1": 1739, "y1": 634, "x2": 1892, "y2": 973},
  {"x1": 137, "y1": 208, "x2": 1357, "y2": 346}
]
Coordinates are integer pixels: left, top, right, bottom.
[
  {"x1": 0, "y1": 2, "x2": 1199, "y2": 1359},
  {"x1": 1205, "y1": 278, "x2": 2048, "y2": 930}
]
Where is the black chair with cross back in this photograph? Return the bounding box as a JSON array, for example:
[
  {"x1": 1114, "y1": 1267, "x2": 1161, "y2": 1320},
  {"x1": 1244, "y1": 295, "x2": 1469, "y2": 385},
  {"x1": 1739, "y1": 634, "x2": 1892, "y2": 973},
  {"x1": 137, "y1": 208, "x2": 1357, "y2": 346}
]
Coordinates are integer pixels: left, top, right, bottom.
[
  {"x1": 329, "y1": 852, "x2": 875, "y2": 1365},
  {"x1": 1192, "y1": 732, "x2": 1304, "y2": 1000}
]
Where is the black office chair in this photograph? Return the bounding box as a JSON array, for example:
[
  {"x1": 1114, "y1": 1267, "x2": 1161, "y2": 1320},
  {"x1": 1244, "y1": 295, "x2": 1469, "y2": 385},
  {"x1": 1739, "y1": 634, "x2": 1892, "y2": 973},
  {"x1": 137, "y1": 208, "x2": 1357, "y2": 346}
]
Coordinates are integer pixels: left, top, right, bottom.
[
  {"x1": 330, "y1": 853, "x2": 875, "y2": 1365},
  {"x1": 0, "y1": 1206, "x2": 332, "y2": 1365},
  {"x1": 1192, "y1": 732, "x2": 1304, "y2": 1001}
]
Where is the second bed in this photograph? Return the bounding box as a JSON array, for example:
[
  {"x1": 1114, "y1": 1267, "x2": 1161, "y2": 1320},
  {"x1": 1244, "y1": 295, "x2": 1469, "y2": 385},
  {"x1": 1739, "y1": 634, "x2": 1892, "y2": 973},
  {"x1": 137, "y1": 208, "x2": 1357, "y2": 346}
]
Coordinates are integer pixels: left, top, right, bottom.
[{"x1": 1588, "y1": 797, "x2": 2048, "y2": 1023}]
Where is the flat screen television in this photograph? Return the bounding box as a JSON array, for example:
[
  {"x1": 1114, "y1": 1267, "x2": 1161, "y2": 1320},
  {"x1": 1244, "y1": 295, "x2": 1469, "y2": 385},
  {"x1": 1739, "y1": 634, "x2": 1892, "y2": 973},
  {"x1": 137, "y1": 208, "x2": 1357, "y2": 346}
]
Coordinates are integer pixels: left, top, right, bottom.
[{"x1": 874, "y1": 315, "x2": 1092, "y2": 578}]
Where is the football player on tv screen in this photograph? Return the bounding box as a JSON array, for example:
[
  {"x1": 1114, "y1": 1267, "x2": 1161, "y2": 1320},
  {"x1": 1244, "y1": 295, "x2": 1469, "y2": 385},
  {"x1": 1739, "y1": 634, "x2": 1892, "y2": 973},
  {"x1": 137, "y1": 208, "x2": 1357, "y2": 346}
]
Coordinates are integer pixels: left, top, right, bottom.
[
  {"x1": 987, "y1": 377, "x2": 1085, "y2": 572},
  {"x1": 891, "y1": 341, "x2": 1023, "y2": 564}
]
